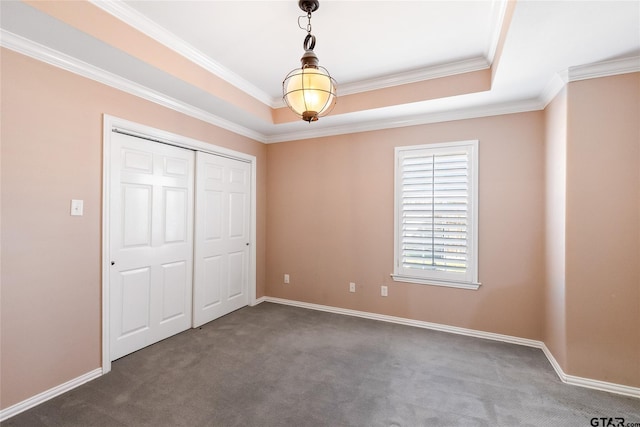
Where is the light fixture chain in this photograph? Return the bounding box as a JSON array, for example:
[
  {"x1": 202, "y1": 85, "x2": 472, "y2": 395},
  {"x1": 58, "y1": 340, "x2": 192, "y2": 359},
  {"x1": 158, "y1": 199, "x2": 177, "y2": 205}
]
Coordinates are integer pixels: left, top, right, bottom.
[
  {"x1": 306, "y1": 11, "x2": 312, "y2": 34},
  {"x1": 303, "y1": 34, "x2": 316, "y2": 51}
]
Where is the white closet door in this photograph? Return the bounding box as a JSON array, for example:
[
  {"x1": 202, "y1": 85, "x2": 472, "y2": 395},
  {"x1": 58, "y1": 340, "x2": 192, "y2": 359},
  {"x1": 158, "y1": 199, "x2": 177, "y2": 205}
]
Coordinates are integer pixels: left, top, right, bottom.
[
  {"x1": 193, "y1": 152, "x2": 251, "y2": 327},
  {"x1": 109, "y1": 132, "x2": 194, "y2": 360}
]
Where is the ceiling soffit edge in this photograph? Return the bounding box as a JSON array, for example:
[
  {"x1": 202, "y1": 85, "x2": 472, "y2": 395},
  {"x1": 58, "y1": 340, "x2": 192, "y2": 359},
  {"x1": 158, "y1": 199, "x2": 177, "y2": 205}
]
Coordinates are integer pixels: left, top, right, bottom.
[
  {"x1": 485, "y1": 0, "x2": 511, "y2": 63},
  {"x1": 538, "y1": 71, "x2": 568, "y2": 109},
  {"x1": 3, "y1": 28, "x2": 637, "y2": 145},
  {"x1": 271, "y1": 57, "x2": 490, "y2": 109},
  {"x1": 264, "y1": 98, "x2": 545, "y2": 144},
  {"x1": 89, "y1": 0, "x2": 274, "y2": 107},
  {"x1": 319, "y1": 57, "x2": 489, "y2": 96},
  {"x1": 90, "y1": 0, "x2": 506, "y2": 109},
  {"x1": 0, "y1": 29, "x2": 267, "y2": 143},
  {"x1": 538, "y1": 56, "x2": 640, "y2": 110},
  {"x1": 568, "y1": 56, "x2": 640, "y2": 82}
]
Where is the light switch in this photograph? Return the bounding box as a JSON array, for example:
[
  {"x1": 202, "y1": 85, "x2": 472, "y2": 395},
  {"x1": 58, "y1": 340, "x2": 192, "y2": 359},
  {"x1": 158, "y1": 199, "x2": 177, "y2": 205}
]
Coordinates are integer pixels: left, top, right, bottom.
[{"x1": 71, "y1": 199, "x2": 84, "y2": 216}]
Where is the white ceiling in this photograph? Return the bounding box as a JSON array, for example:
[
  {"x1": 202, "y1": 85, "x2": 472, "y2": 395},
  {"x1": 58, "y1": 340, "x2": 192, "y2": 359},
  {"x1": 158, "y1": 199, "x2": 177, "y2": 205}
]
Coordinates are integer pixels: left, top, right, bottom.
[
  {"x1": 123, "y1": 0, "x2": 499, "y2": 101},
  {"x1": 1, "y1": 0, "x2": 639, "y2": 143}
]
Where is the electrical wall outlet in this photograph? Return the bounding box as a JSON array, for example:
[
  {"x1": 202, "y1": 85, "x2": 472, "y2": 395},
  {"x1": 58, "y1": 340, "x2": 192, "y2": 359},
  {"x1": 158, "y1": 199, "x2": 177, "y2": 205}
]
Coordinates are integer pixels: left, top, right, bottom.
[
  {"x1": 381, "y1": 285, "x2": 388, "y2": 297},
  {"x1": 349, "y1": 282, "x2": 356, "y2": 293},
  {"x1": 284, "y1": 274, "x2": 290, "y2": 284}
]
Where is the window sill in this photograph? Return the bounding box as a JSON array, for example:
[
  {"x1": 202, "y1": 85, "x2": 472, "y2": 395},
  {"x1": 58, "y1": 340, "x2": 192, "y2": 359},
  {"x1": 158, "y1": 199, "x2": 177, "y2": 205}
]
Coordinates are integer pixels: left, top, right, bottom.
[{"x1": 391, "y1": 274, "x2": 481, "y2": 290}]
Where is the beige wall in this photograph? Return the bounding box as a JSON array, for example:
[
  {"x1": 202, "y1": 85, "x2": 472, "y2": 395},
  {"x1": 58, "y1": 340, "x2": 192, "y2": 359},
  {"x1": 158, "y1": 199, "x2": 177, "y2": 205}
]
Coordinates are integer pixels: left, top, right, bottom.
[
  {"x1": 266, "y1": 112, "x2": 546, "y2": 340},
  {"x1": 267, "y1": 73, "x2": 640, "y2": 388},
  {"x1": 543, "y1": 87, "x2": 568, "y2": 369},
  {"x1": 564, "y1": 73, "x2": 640, "y2": 386},
  {"x1": 2, "y1": 45, "x2": 638, "y2": 412},
  {"x1": 0, "y1": 48, "x2": 267, "y2": 409}
]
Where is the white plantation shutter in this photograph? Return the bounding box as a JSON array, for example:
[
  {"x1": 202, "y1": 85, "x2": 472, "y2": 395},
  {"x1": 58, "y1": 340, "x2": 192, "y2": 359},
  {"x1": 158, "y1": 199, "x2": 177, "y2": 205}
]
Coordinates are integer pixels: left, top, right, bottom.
[{"x1": 393, "y1": 141, "x2": 479, "y2": 289}]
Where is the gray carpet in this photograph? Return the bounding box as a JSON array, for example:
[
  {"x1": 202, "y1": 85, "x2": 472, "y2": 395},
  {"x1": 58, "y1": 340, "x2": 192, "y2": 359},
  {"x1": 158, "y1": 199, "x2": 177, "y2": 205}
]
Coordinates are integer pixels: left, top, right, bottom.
[{"x1": 3, "y1": 302, "x2": 639, "y2": 426}]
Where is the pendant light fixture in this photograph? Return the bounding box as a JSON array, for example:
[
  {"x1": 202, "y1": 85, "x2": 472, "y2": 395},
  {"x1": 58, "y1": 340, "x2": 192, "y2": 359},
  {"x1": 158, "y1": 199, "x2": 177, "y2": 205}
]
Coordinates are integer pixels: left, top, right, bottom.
[{"x1": 283, "y1": 0, "x2": 337, "y2": 122}]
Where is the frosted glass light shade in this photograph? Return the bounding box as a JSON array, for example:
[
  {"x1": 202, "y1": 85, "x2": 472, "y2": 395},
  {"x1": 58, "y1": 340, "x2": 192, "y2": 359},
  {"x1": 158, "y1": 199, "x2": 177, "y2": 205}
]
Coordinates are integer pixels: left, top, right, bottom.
[{"x1": 283, "y1": 66, "x2": 337, "y2": 122}]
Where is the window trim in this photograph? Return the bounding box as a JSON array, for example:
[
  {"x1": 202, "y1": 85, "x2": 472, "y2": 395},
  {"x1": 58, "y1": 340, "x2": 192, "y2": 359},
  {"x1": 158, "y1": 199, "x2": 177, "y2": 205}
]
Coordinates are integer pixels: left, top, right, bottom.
[{"x1": 392, "y1": 140, "x2": 480, "y2": 290}]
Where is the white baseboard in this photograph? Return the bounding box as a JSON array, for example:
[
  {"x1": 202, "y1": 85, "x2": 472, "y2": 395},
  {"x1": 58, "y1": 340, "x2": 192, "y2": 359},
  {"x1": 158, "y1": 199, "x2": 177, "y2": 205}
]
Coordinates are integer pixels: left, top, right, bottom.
[
  {"x1": 251, "y1": 296, "x2": 268, "y2": 306},
  {"x1": 540, "y1": 344, "x2": 640, "y2": 399},
  {"x1": 4, "y1": 298, "x2": 637, "y2": 422},
  {"x1": 261, "y1": 297, "x2": 640, "y2": 399},
  {"x1": 0, "y1": 368, "x2": 103, "y2": 422},
  {"x1": 261, "y1": 297, "x2": 542, "y2": 347}
]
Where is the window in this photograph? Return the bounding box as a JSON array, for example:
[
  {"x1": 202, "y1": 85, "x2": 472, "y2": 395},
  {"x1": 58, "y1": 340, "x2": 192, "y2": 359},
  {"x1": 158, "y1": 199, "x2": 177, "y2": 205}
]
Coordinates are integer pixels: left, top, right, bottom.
[{"x1": 392, "y1": 140, "x2": 479, "y2": 290}]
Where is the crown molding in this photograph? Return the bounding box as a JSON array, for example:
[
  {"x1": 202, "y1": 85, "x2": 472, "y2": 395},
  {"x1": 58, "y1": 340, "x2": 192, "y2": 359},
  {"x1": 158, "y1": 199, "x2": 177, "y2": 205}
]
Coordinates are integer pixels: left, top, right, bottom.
[
  {"x1": 538, "y1": 70, "x2": 568, "y2": 108},
  {"x1": 339, "y1": 57, "x2": 490, "y2": 97},
  {"x1": 538, "y1": 56, "x2": 640, "y2": 109},
  {"x1": 5, "y1": 25, "x2": 637, "y2": 146},
  {"x1": 269, "y1": 56, "x2": 491, "y2": 109},
  {"x1": 2, "y1": 29, "x2": 515, "y2": 146},
  {"x1": 89, "y1": 0, "x2": 275, "y2": 108},
  {"x1": 265, "y1": 98, "x2": 544, "y2": 144},
  {"x1": 568, "y1": 55, "x2": 640, "y2": 82},
  {"x1": 485, "y1": 0, "x2": 510, "y2": 63},
  {"x1": 0, "y1": 29, "x2": 266, "y2": 143},
  {"x1": 92, "y1": 0, "x2": 491, "y2": 108}
]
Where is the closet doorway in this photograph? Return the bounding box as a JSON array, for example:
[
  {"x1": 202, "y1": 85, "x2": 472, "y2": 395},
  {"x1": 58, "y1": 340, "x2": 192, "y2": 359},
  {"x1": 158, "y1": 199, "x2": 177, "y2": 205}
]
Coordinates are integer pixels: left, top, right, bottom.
[{"x1": 103, "y1": 116, "x2": 256, "y2": 372}]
